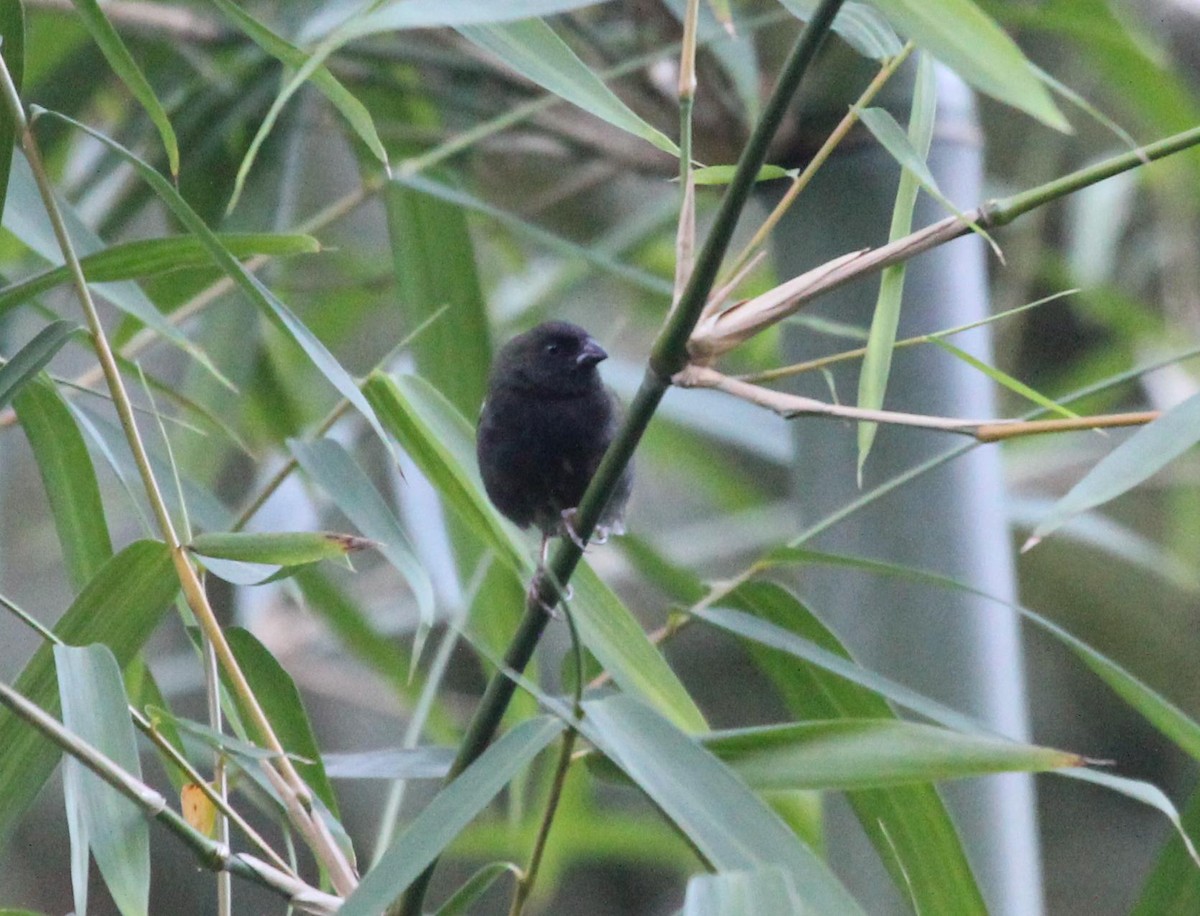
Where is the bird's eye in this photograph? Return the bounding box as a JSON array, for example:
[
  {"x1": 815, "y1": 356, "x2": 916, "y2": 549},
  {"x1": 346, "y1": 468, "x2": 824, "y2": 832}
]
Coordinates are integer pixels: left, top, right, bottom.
[{"x1": 545, "y1": 342, "x2": 560, "y2": 355}]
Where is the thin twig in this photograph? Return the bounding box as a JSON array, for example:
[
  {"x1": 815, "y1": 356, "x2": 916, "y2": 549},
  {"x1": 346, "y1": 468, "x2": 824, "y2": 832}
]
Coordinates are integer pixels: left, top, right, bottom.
[
  {"x1": 676, "y1": 363, "x2": 1163, "y2": 442},
  {"x1": 0, "y1": 680, "x2": 340, "y2": 915}
]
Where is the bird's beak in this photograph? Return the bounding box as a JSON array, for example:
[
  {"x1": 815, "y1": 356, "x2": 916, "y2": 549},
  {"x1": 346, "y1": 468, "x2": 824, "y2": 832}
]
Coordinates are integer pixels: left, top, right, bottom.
[{"x1": 576, "y1": 337, "x2": 608, "y2": 367}]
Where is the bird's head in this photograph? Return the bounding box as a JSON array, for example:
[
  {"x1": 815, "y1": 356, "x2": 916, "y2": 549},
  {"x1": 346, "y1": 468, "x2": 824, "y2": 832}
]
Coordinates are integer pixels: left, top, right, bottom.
[{"x1": 493, "y1": 321, "x2": 608, "y2": 396}]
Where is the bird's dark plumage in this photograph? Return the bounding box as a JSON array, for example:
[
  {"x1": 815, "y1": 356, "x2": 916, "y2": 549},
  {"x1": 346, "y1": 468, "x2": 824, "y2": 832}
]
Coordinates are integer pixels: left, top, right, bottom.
[{"x1": 476, "y1": 321, "x2": 631, "y2": 550}]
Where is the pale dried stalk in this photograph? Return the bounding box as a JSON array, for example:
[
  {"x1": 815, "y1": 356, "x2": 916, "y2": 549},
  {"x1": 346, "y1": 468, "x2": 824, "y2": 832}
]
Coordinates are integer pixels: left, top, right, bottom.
[
  {"x1": 675, "y1": 363, "x2": 994, "y2": 433},
  {"x1": 688, "y1": 212, "x2": 975, "y2": 362},
  {"x1": 676, "y1": 365, "x2": 1163, "y2": 442}
]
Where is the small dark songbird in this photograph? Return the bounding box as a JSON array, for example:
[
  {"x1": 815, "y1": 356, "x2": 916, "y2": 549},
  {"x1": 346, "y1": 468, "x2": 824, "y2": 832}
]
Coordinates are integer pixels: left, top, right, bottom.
[{"x1": 476, "y1": 321, "x2": 632, "y2": 565}]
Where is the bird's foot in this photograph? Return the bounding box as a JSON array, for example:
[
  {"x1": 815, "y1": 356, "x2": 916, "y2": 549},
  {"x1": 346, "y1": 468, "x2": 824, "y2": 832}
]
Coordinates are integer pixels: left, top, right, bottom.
[
  {"x1": 560, "y1": 508, "x2": 589, "y2": 551},
  {"x1": 527, "y1": 575, "x2": 570, "y2": 619}
]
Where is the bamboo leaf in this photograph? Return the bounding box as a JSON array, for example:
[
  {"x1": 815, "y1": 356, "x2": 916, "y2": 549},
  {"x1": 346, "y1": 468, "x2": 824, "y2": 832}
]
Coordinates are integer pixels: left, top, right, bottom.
[
  {"x1": 1025, "y1": 390, "x2": 1200, "y2": 548},
  {"x1": 0, "y1": 0, "x2": 24, "y2": 224},
  {"x1": 682, "y1": 868, "x2": 804, "y2": 916},
  {"x1": 188, "y1": 529, "x2": 371, "y2": 567},
  {"x1": 583, "y1": 695, "x2": 863, "y2": 914},
  {"x1": 590, "y1": 715, "x2": 1080, "y2": 787},
  {"x1": 209, "y1": 0, "x2": 387, "y2": 165},
  {"x1": 0, "y1": 232, "x2": 319, "y2": 319},
  {"x1": 14, "y1": 377, "x2": 113, "y2": 592},
  {"x1": 384, "y1": 175, "x2": 492, "y2": 417},
  {"x1": 930, "y1": 338, "x2": 1077, "y2": 418},
  {"x1": 225, "y1": 628, "x2": 342, "y2": 820},
  {"x1": 856, "y1": 53, "x2": 937, "y2": 479},
  {"x1": 1133, "y1": 784, "x2": 1200, "y2": 914},
  {"x1": 434, "y1": 863, "x2": 521, "y2": 916},
  {"x1": 766, "y1": 548, "x2": 1200, "y2": 774},
  {"x1": 4, "y1": 156, "x2": 229, "y2": 387},
  {"x1": 37, "y1": 109, "x2": 392, "y2": 452},
  {"x1": 232, "y1": 0, "x2": 607, "y2": 214},
  {"x1": 776, "y1": 0, "x2": 903, "y2": 61},
  {"x1": 869, "y1": 0, "x2": 1069, "y2": 129},
  {"x1": 690, "y1": 164, "x2": 793, "y2": 185},
  {"x1": 68, "y1": 0, "x2": 179, "y2": 175},
  {"x1": 391, "y1": 172, "x2": 672, "y2": 298},
  {"x1": 289, "y1": 437, "x2": 435, "y2": 646},
  {"x1": 55, "y1": 644, "x2": 149, "y2": 916},
  {"x1": 0, "y1": 541, "x2": 176, "y2": 840},
  {"x1": 703, "y1": 719, "x2": 1080, "y2": 788},
  {"x1": 338, "y1": 717, "x2": 564, "y2": 916},
  {"x1": 857, "y1": 105, "x2": 1000, "y2": 254},
  {"x1": 458, "y1": 20, "x2": 678, "y2": 155},
  {"x1": 0, "y1": 320, "x2": 77, "y2": 410},
  {"x1": 714, "y1": 580, "x2": 988, "y2": 913},
  {"x1": 322, "y1": 747, "x2": 454, "y2": 780}
]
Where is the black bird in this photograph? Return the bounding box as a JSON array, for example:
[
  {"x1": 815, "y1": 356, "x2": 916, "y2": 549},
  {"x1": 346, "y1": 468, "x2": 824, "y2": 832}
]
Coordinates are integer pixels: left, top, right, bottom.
[{"x1": 476, "y1": 321, "x2": 632, "y2": 566}]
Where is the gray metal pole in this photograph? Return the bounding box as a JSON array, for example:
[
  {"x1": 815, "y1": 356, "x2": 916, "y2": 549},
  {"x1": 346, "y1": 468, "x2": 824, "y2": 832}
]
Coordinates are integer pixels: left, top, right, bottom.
[{"x1": 772, "y1": 62, "x2": 1044, "y2": 915}]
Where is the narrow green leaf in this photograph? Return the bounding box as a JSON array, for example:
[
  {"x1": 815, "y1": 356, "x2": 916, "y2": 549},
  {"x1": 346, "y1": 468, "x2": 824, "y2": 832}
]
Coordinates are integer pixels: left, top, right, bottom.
[
  {"x1": 0, "y1": 541, "x2": 176, "y2": 839},
  {"x1": 0, "y1": 0, "x2": 24, "y2": 223},
  {"x1": 583, "y1": 695, "x2": 863, "y2": 913},
  {"x1": 225, "y1": 628, "x2": 342, "y2": 820},
  {"x1": 144, "y1": 705, "x2": 298, "y2": 765},
  {"x1": 339, "y1": 717, "x2": 564, "y2": 916},
  {"x1": 0, "y1": 232, "x2": 320, "y2": 319},
  {"x1": 857, "y1": 105, "x2": 1000, "y2": 254},
  {"x1": 856, "y1": 53, "x2": 937, "y2": 478},
  {"x1": 591, "y1": 716, "x2": 1080, "y2": 787},
  {"x1": 391, "y1": 172, "x2": 673, "y2": 298},
  {"x1": 722, "y1": 580, "x2": 987, "y2": 914},
  {"x1": 209, "y1": 0, "x2": 387, "y2": 165},
  {"x1": 682, "y1": 867, "x2": 804, "y2": 916},
  {"x1": 1069, "y1": 768, "x2": 1200, "y2": 867},
  {"x1": 767, "y1": 547, "x2": 1200, "y2": 770},
  {"x1": 1026, "y1": 391, "x2": 1200, "y2": 548},
  {"x1": 690, "y1": 164, "x2": 793, "y2": 185},
  {"x1": 188, "y1": 530, "x2": 369, "y2": 566},
  {"x1": 55, "y1": 645, "x2": 149, "y2": 916},
  {"x1": 364, "y1": 372, "x2": 707, "y2": 732},
  {"x1": 704, "y1": 719, "x2": 1080, "y2": 789},
  {"x1": 233, "y1": 0, "x2": 605, "y2": 213},
  {"x1": 331, "y1": 0, "x2": 609, "y2": 37},
  {"x1": 289, "y1": 437, "x2": 435, "y2": 642},
  {"x1": 3, "y1": 156, "x2": 229, "y2": 388},
  {"x1": 869, "y1": 0, "x2": 1069, "y2": 129},
  {"x1": 0, "y1": 320, "x2": 78, "y2": 408},
  {"x1": 384, "y1": 176, "x2": 491, "y2": 417},
  {"x1": 364, "y1": 371, "x2": 523, "y2": 571},
  {"x1": 758, "y1": 545, "x2": 1200, "y2": 859},
  {"x1": 458, "y1": 20, "x2": 678, "y2": 155},
  {"x1": 14, "y1": 377, "x2": 113, "y2": 591},
  {"x1": 38, "y1": 109, "x2": 392, "y2": 451},
  {"x1": 322, "y1": 747, "x2": 454, "y2": 780},
  {"x1": 435, "y1": 863, "x2": 521, "y2": 916},
  {"x1": 1133, "y1": 783, "x2": 1200, "y2": 914},
  {"x1": 68, "y1": 0, "x2": 179, "y2": 175},
  {"x1": 776, "y1": 0, "x2": 904, "y2": 61},
  {"x1": 931, "y1": 338, "x2": 1078, "y2": 418}
]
